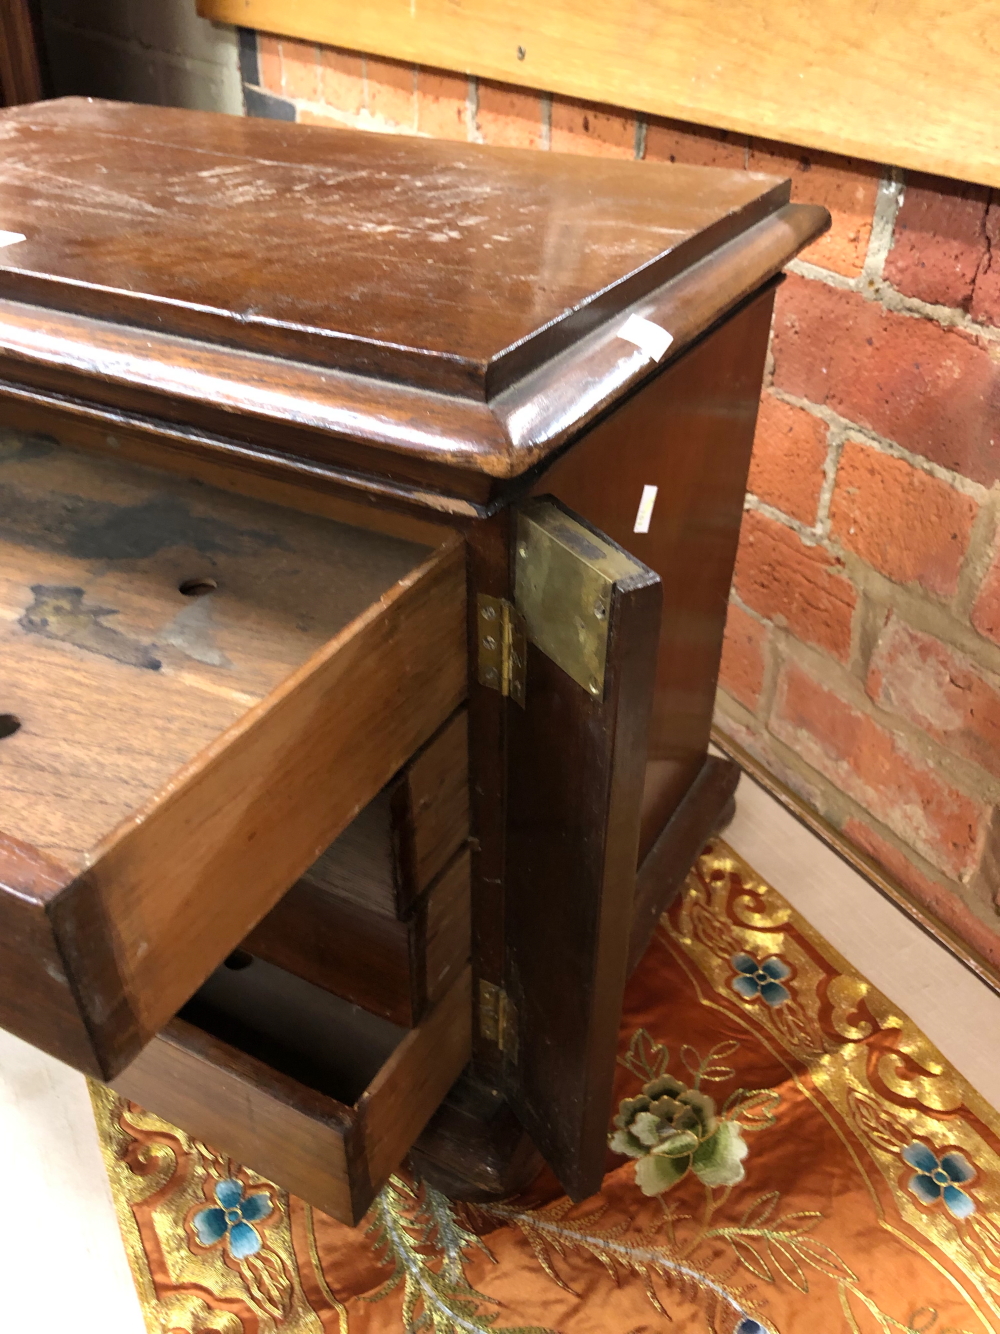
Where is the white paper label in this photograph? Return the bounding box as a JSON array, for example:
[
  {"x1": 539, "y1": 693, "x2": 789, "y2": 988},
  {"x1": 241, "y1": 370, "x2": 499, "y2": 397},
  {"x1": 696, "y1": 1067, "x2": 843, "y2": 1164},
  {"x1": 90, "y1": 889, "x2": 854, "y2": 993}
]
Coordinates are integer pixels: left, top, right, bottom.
[
  {"x1": 0, "y1": 231, "x2": 26, "y2": 249},
  {"x1": 633, "y1": 484, "x2": 658, "y2": 534},
  {"x1": 617, "y1": 313, "x2": 673, "y2": 364}
]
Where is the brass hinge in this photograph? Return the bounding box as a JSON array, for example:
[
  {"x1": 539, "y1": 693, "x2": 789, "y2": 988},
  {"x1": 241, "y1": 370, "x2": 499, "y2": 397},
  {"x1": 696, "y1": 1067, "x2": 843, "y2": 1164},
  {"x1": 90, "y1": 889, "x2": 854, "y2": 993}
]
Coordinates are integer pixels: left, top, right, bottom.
[
  {"x1": 476, "y1": 594, "x2": 526, "y2": 707},
  {"x1": 478, "y1": 979, "x2": 519, "y2": 1062}
]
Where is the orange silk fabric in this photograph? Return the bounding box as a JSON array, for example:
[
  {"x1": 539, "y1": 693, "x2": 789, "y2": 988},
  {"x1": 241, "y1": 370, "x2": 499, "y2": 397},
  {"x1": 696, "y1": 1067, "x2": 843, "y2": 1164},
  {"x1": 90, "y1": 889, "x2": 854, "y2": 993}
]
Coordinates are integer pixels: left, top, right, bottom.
[{"x1": 93, "y1": 839, "x2": 1000, "y2": 1333}]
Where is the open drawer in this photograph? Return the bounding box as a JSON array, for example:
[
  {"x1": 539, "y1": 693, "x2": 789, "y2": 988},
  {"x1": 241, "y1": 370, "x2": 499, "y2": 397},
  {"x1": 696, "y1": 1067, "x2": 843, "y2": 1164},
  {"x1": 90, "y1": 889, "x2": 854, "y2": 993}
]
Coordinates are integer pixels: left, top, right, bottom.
[
  {"x1": 0, "y1": 436, "x2": 466, "y2": 1078},
  {"x1": 113, "y1": 956, "x2": 472, "y2": 1223}
]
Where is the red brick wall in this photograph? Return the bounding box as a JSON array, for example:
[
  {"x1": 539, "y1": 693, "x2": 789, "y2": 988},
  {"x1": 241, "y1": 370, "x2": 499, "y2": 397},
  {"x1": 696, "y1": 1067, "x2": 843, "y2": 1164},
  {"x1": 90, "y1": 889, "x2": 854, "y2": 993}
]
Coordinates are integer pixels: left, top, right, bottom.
[{"x1": 244, "y1": 36, "x2": 1000, "y2": 967}]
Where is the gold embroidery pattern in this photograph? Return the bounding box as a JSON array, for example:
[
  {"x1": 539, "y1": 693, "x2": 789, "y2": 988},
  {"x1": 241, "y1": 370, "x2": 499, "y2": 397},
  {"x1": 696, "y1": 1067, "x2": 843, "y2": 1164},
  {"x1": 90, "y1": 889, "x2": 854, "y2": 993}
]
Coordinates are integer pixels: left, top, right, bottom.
[{"x1": 90, "y1": 839, "x2": 1000, "y2": 1333}]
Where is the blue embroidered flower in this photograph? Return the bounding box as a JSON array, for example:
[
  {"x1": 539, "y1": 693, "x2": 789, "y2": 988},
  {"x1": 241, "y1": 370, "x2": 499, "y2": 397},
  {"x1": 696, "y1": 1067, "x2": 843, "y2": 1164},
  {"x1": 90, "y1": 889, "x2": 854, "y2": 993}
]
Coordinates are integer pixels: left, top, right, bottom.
[
  {"x1": 902, "y1": 1142, "x2": 976, "y2": 1218},
  {"x1": 192, "y1": 1178, "x2": 273, "y2": 1259},
  {"x1": 730, "y1": 954, "x2": 791, "y2": 1007}
]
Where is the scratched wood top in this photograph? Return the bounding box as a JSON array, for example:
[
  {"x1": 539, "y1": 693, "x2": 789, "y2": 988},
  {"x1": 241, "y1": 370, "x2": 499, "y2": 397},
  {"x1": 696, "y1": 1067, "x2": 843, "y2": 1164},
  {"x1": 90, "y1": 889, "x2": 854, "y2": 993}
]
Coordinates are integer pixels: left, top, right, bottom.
[
  {"x1": 0, "y1": 98, "x2": 788, "y2": 397},
  {"x1": 0, "y1": 431, "x2": 428, "y2": 871}
]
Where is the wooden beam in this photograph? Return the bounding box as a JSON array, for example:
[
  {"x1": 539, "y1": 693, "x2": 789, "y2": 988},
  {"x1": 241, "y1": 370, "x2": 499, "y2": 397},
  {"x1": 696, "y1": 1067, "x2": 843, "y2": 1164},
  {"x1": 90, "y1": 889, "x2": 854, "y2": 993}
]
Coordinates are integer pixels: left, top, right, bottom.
[{"x1": 199, "y1": 0, "x2": 1000, "y2": 188}]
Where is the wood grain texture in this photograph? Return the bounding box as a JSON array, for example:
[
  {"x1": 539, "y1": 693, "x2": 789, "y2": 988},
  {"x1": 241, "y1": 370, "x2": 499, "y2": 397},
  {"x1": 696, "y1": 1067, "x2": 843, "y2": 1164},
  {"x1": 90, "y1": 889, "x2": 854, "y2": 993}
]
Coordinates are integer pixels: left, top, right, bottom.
[
  {"x1": 114, "y1": 967, "x2": 471, "y2": 1224},
  {"x1": 0, "y1": 101, "x2": 825, "y2": 500},
  {"x1": 242, "y1": 845, "x2": 470, "y2": 1026},
  {"x1": 537, "y1": 285, "x2": 777, "y2": 858},
  {"x1": 0, "y1": 441, "x2": 428, "y2": 868},
  {"x1": 83, "y1": 538, "x2": 466, "y2": 1074},
  {"x1": 394, "y1": 710, "x2": 470, "y2": 912},
  {"x1": 628, "y1": 754, "x2": 741, "y2": 974},
  {"x1": 0, "y1": 99, "x2": 785, "y2": 394},
  {"x1": 423, "y1": 848, "x2": 472, "y2": 1006},
  {"x1": 0, "y1": 833, "x2": 99, "y2": 1073},
  {"x1": 360, "y1": 966, "x2": 471, "y2": 1189},
  {"x1": 505, "y1": 502, "x2": 661, "y2": 1200},
  {"x1": 112, "y1": 1017, "x2": 358, "y2": 1223},
  {"x1": 202, "y1": 0, "x2": 1000, "y2": 189},
  {"x1": 285, "y1": 706, "x2": 469, "y2": 922},
  {"x1": 0, "y1": 0, "x2": 44, "y2": 106},
  {"x1": 0, "y1": 437, "x2": 466, "y2": 1076}
]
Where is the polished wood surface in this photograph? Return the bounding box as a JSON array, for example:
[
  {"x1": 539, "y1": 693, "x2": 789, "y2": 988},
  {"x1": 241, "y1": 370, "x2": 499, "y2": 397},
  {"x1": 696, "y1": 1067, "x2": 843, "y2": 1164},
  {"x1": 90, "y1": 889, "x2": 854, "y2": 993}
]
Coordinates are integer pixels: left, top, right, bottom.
[
  {"x1": 538, "y1": 285, "x2": 776, "y2": 854},
  {"x1": 0, "y1": 101, "x2": 826, "y2": 505},
  {"x1": 114, "y1": 965, "x2": 472, "y2": 1224},
  {"x1": 0, "y1": 99, "x2": 785, "y2": 395},
  {"x1": 505, "y1": 503, "x2": 661, "y2": 1200},
  {"x1": 203, "y1": 0, "x2": 1000, "y2": 190},
  {"x1": 0, "y1": 108, "x2": 836, "y2": 1210},
  {"x1": 0, "y1": 436, "x2": 466, "y2": 1077}
]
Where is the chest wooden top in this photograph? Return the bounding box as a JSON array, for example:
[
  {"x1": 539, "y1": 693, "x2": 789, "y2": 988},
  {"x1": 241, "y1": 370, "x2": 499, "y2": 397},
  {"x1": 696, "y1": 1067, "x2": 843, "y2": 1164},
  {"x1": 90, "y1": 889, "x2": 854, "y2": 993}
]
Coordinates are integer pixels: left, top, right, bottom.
[
  {"x1": 0, "y1": 98, "x2": 784, "y2": 397},
  {"x1": 0, "y1": 100, "x2": 827, "y2": 503}
]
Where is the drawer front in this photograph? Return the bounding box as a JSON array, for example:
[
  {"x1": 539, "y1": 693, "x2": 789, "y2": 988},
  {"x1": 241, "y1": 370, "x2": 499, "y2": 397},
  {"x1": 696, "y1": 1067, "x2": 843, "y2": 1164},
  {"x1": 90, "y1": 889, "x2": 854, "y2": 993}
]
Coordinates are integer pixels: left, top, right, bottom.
[
  {"x1": 112, "y1": 967, "x2": 472, "y2": 1224},
  {"x1": 243, "y1": 846, "x2": 471, "y2": 1027},
  {"x1": 302, "y1": 708, "x2": 469, "y2": 920},
  {"x1": 0, "y1": 438, "x2": 466, "y2": 1078}
]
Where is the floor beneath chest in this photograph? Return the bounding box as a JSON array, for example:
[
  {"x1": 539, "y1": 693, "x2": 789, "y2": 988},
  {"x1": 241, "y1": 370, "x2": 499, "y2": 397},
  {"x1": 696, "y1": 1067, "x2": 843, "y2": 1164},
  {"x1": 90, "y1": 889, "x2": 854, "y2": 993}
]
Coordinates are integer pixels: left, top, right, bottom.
[{"x1": 3, "y1": 772, "x2": 999, "y2": 1333}]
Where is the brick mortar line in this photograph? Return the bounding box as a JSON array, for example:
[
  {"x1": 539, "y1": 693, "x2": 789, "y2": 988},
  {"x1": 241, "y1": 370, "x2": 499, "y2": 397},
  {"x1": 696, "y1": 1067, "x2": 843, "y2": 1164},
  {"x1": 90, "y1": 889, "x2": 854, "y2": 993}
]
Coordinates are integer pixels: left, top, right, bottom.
[
  {"x1": 633, "y1": 115, "x2": 647, "y2": 161},
  {"x1": 742, "y1": 492, "x2": 824, "y2": 543},
  {"x1": 467, "y1": 76, "x2": 483, "y2": 143},
  {"x1": 540, "y1": 91, "x2": 553, "y2": 151},
  {"x1": 715, "y1": 692, "x2": 1000, "y2": 923},
  {"x1": 292, "y1": 95, "x2": 423, "y2": 136},
  {"x1": 733, "y1": 507, "x2": 1000, "y2": 688},
  {"x1": 767, "y1": 386, "x2": 991, "y2": 501},
  {"x1": 777, "y1": 632, "x2": 1000, "y2": 810},
  {"x1": 815, "y1": 426, "x2": 847, "y2": 537},
  {"x1": 861, "y1": 167, "x2": 906, "y2": 286},
  {"x1": 840, "y1": 553, "x2": 1000, "y2": 678},
  {"x1": 786, "y1": 258, "x2": 1000, "y2": 347}
]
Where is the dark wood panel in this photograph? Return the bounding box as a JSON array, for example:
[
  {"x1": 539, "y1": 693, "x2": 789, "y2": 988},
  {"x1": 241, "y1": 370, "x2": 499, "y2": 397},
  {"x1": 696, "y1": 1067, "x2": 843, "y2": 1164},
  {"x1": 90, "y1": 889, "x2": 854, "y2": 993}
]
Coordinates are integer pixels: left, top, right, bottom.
[
  {"x1": 409, "y1": 1067, "x2": 543, "y2": 1200},
  {"x1": 113, "y1": 965, "x2": 473, "y2": 1224},
  {"x1": 289, "y1": 708, "x2": 469, "y2": 923},
  {"x1": 242, "y1": 845, "x2": 471, "y2": 1026},
  {"x1": 0, "y1": 832, "x2": 99, "y2": 1073},
  {"x1": 627, "y1": 754, "x2": 741, "y2": 973},
  {"x1": 0, "y1": 99, "x2": 787, "y2": 394},
  {"x1": 0, "y1": 1, "x2": 44, "y2": 106},
  {"x1": 536, "y1": 285, "x2": 776, "y2": 857},
  {"x1": 395, "y1": 711, "x2": 470, "y2": 908},
  {"x1": 0, "y1": 431, "x2": 466, "y2": 1078},
  {"x1": 504, "y1": 503, "x2": 660, "y2": 1200}
]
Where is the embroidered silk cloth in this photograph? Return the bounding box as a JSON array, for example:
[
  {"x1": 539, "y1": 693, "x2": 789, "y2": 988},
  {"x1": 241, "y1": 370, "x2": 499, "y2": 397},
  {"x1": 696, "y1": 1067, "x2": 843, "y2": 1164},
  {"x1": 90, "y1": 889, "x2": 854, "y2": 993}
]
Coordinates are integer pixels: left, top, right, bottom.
[{"x1": 91, "y1": 839, "x2": 1000, "y2": 1333}]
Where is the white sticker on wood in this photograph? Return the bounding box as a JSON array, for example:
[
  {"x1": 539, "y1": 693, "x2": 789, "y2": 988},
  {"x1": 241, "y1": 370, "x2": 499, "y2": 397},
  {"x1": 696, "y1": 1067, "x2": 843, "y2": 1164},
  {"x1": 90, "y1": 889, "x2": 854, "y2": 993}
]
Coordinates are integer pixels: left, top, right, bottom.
[
  {"x1": 0, "y1": 231, "x2": 26, "y2": 249},
  {"x1": 617, "y1": 314, "x2": 674, "y2": 364},
  {"x1": 633, "y1": 484, "x2": 658, "y2": 534}
]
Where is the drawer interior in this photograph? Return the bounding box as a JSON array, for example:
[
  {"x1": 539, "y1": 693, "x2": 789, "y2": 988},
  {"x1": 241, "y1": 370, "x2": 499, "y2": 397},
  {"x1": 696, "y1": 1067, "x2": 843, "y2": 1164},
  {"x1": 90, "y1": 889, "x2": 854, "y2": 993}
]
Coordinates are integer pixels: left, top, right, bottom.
[
  {"x1": 114, "y1": 959, "x2": 473, "y2": 1224},
  {"x1": 0, "y1": 436, "x2": 426, "y2": 869},
  {"x1": 0, "y1": 432, "x2": 467, "y2": 1078},
  {"x1": 182, "y1": 953, "x2": 406, "y2": 1104}
]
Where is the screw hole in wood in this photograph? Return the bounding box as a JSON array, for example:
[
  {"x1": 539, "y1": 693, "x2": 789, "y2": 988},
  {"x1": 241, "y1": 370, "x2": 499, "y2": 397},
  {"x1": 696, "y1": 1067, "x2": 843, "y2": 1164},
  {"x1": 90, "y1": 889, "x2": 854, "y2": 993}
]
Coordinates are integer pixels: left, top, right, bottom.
[
  {"x1": 179, "y1": 577, "x2": 218, "y2": 597},
  {"x1": 0, "y1": 714, "x2": 21, "y2": 739}
]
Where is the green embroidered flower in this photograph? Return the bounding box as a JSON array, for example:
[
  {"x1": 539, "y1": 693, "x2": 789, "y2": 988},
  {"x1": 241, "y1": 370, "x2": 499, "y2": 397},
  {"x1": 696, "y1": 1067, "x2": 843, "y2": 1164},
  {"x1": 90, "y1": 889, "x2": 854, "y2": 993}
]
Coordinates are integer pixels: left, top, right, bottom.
[{"x1": 609, "y1": 1073, "x2": 749, "y2": 1196}]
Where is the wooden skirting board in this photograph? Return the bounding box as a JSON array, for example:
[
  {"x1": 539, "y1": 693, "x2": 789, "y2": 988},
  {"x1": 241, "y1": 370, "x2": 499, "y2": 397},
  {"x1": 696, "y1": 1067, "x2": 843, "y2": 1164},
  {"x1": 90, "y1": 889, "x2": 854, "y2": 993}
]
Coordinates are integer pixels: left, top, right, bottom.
[{"x1": 200, "y1": 0, "x2": 1000, "y2": 188}]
